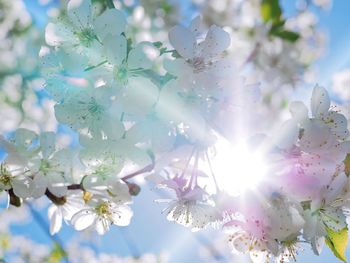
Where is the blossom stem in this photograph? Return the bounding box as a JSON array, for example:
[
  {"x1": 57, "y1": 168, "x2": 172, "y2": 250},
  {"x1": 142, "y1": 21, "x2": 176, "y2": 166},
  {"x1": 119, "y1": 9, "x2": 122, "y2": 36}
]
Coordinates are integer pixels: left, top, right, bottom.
[
  {"x1": 121, "y1": 160, "x2": 155, "y2": 182},
  {"x1": 84, "y1": 60, "x2": 108, "y2": 72},
  {"x1": 45, "y1": 189, "x2": 66, "y2": 205},
  {"x1": 180, "y1": 147, "x2": 196, "y2": 178},
  {"x1": 67, "y1": 184, "x2": 82, "y2": 190}
]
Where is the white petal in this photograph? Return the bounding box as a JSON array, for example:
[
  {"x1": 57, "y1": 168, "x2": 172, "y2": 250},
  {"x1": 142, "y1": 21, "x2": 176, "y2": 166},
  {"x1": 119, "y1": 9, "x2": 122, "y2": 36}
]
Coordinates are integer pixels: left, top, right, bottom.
[
  {"x1": 311, "y1": 86, "x2": 330, "y2": 118},
  {"x1": 71, "y1": 209, "x2": 96, "y2": 231},
  {"x1": 15, "y1": 128, "x2": 37, "y2": 148},
  {"x1": 274, "y1": 119, "x2": 298, "y2": 149},
  {"x1": 311, "y1": 236, "x2": 325, "y2": 256},
  {"x1": 40, "y1": 132, "x2": 56, "y2": 159},
  {"x1": 199, "y1": 25, "x2": 231, "y2": 59},
  {"x1": 127, "y1": 42, "x2": 155, "y2": 70},
  {"x1": 31, "y1": 174, "x2": 48, "y2": 199},
  {"x1": 103, "y1": 35, "x2": 127, "y2": 65},
  {"x1": 67, "y1": 0, "x2": 92, "y2": 29},
  {"x1": 163, "y1": 58, "x2": 192, "y2": 77},
  {"x1": 48, "y1": 205, "x2": 63, "y2": 235},
  {"x1": 121, "y1": 77, "x2": 158, "y2": 116},
  {"x1": 94, "y1": 9, "x2": 126, "y2": 40},
  {"x1": 12, "y1": 178, "x2": 32, "y2": 199},
  {"x1": 95, "y1": 217, "x2": 110, "y2": 235},
  {"x1": 189, "y1": 16, "x2": 205, "y2": 36},
  {"x1": 47, "y1": 173, "x2": 68, "y2": 197},
  {"x1": 289, "y1": 101, "x2": 308, "y2": 123},
  {"x1": 45, "y1": 22, "x2": 74, "y2": 47},
  {"x1": 168, "y1": 25, "x2": 195, "y2": 59},
  {"x1": 110, "y1": 205, "x2": 133, "y2": 226}
]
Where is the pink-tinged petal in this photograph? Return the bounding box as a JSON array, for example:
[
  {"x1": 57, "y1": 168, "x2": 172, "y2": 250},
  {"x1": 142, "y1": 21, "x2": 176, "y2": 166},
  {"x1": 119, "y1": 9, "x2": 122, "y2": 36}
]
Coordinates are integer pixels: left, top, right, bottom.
[
  {"x1": 199, "y1": 25, "x2": 231, "y2": 59},
  {"x1": 274, "y1": 119, "x2": 298, "y2": 149}
]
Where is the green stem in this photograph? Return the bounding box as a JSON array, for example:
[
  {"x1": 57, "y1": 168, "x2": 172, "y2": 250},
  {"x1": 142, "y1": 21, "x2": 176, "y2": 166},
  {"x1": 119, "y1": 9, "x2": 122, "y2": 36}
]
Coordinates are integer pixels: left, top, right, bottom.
[{"x1": 105, "y1": 0, "x2": 115, "y2": 9}]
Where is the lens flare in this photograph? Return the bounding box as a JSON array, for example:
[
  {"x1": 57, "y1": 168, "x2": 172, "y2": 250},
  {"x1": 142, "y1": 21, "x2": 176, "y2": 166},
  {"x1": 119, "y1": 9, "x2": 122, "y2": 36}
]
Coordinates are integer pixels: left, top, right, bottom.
[{"x1": 210, "y1": 138, "x2": 269, "y2": 195}]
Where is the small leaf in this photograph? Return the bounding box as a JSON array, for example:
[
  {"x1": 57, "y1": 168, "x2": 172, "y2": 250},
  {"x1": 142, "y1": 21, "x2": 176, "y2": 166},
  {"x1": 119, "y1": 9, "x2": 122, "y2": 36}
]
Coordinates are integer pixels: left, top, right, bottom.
[
  {"x1": 272, "y1": 30, "x2": 300, "y2": 42},
  {"x1": 152, "y1": 41, "x2": 163, "y2": 48},
  {"x1": 260, "y1": 0, "x2": 282, "y2": 23},
  {"x1": 344, "y1": 154, "x2": 350, "y2": 177},
  {"x1": 325, "y1": 226, "x2": 348, "y2": 262}
]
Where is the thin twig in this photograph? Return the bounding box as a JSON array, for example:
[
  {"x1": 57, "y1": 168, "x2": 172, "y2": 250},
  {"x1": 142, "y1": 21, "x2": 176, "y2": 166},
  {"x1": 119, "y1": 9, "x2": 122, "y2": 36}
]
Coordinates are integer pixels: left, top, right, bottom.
[{"x1": 121, "y1": 161, "x2": 155, "y2": 182}]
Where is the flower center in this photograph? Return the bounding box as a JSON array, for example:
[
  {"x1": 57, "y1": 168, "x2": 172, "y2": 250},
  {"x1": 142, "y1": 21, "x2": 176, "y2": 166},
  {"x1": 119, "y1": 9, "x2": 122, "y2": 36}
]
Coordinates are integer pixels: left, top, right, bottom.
[
  {"x1": 40, "y1": 159, "x2": 51, "y2": 174},
  {"x1": 75, "y1": 27, "x2": 97, "y2": 47},
  {"x1": 191, "y1": 57, "x2": 207, "y2": 73},
  {"x1": 87, "y1": 98, "x2": 104, "y2": 116},
  {"x1": 96, "y1": 202, "x2": 111, "y2": 217},
  {"x1": 114, "y1": 64, "x2": 129, "y2": 83},
  {"x1": 0, "y1": 169, "x2": 11, "y2": 187}
]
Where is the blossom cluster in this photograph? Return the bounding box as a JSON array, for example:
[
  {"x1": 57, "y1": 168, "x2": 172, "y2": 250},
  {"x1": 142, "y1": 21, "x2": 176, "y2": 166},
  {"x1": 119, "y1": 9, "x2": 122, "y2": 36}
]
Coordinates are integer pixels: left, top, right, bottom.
[{"x1": 0, "y1": 0, "x2": 349, "y2": 262}]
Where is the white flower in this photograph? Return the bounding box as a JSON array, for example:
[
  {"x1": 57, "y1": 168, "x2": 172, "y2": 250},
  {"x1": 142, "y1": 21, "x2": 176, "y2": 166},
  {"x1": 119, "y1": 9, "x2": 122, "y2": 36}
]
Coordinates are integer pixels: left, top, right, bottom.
[
  {"x1": 165, "y1": 17, "x2": 232, "y2": 95},
  {"x1": 71, "y1": 196, "x2": 133, "y2": 235},
  {"x1": 290, "y1": 86, "x2": 349, "y2": 141},
  {"x1": 303, "y1": 173, "x2": 348, "y2": 255},
  {"x1": 54, "y1": 86, "x2": 125, "y2": 140},
  {"x1": 158, "y1": 176, "x2": 217, "y2": 232},
  {"x1": 87, "y1": 38, "x2": 159, "y2": 118},
  {"x1": 45, "y1": 0, "x2": 126, "y2": 55},
  {"x1": 48, "y1": 192, "x2": 85, "y2": 235},
  {"x1": 28, "y1": 132, "x2": 70, "y2": 198}
]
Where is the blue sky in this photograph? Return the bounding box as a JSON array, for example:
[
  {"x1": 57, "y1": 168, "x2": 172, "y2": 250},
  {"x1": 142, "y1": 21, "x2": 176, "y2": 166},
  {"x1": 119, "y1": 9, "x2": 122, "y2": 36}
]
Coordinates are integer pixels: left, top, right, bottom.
[{"x1": 11, "y1": 1, "x2": 350, "y2": 262}]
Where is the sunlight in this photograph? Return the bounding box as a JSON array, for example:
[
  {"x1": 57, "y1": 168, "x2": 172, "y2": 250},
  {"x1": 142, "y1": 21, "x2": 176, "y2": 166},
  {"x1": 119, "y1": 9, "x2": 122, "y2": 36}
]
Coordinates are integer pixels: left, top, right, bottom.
[{"x1": 210, "y1": 138, "x2": 269, "y2": 195}]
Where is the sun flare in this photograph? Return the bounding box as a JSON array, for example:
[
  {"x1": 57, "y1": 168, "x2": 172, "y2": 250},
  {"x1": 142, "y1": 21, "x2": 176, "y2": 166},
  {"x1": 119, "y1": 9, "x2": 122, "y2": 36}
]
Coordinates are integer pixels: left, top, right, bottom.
[{"x1": 210, "y1": 138, "x2": 269, "y2": 195}]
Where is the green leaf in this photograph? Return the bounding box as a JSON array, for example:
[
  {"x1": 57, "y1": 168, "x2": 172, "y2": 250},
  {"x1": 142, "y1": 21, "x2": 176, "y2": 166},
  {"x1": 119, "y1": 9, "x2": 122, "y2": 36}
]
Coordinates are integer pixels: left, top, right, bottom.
[
  {"x1": 344, "y1": 154, "x2": 350, "y2": 177},
  {"x1": 152, "y1": 41, "x2": 163, "y2": 48},
  {"x1": 260, "y1": 0, "x2": 282, "y2": 23},
  {"x1": 272, "y1": 30, "x2": 300, "y2": 42},
  {"x1": 325, "y1": 226, "x2": 348, "y2": 262}
]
